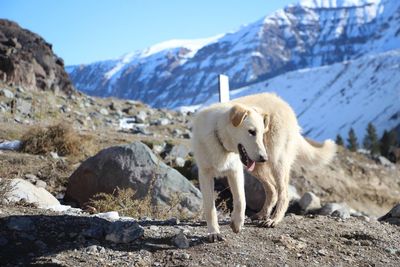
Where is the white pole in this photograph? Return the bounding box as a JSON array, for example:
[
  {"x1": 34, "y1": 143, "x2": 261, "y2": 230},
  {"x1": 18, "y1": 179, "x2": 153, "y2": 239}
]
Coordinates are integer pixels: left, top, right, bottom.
[{"x1": 218, "y1": 74, "x2": 230, "y2": 103}]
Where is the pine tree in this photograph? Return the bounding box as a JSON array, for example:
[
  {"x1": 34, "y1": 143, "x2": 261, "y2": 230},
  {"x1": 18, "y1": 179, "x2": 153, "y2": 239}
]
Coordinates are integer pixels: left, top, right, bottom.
[
  {"x1": 363, "y1": 123, "x2": 380, "y2": 155},
  {"x1": 335, "y1": 134, "x2": 344, "y2": 146},
  {"x1": 380, "y1": 130, "x2": 398, "y2": 157},
  {"x1": 347, "y1": 128, "x2": 358, "y2": 152}
]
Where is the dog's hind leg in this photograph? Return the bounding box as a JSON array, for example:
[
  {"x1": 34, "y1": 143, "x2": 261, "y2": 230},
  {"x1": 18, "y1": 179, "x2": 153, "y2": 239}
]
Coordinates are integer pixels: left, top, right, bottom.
[
  {"x1": 199, "y1": 168, "x2": 223, "y2": 242},
  {"x1": 250, "y1": 164, "x2": 277, "y2": 221},
  {"x1": 226, "y1": 165, "x2": 246, "y2": 234},
  {"x1": 259, "y1": 160, "x2": 292, "y2": 228}
]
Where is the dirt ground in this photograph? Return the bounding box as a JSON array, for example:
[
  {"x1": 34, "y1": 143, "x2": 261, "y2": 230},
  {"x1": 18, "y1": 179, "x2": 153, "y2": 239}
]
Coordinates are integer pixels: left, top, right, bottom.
[{"x1": 0, "y1": 204, "x2": 399, "y2": 267}]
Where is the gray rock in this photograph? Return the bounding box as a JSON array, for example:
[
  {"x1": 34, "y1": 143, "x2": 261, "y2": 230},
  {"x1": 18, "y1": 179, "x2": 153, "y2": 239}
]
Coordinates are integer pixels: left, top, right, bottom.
[
  {"x1": 175, "y1": 157, "x2": 186, "y2": 167},
  {"x1": 135, "y1": 111, "x2": 147, "y2": 123},
  {"x1": 24, "y1": 173, "x2": 38, "y2": 183},
  {"x1": 375, "y1": 156, "x2": 394, "y2": 167},
  {"x1": 105, "y1": 221, "x2": 144, "y2": 243},
  {"x1": 299, "y1": 192, "x2": 321, "y2": 211},
  {"x1": 0, "y1": 140, "x2": 22, "y2": 151},
  {"x1": 99, "y1": 108, "x2": 109, "y2": 116},
  {"x1": 244, "y1": 171, "x2": 299, "y2": 212},
  {"x1": 379, "y1": 203, "x2": 400, "y2": 225},
  {"x1": 16, "y1": 99, "x2": 31, "y2": 115},
  {"x1": 50, "y1": 151, "x2": 59, "y2": 159},
  {"x1": 172, "y1": 231, "x2": 190, "y2": 249},
  {"x1": 65, "y1": 141, "x2": 202, "y2": 215},
  {"x1": 85, "y1": 245, "x2": 99, "y2": 254},
  {"x1": 0, "y1": 88, "x2": 14, "y2": 98},
  {"x1": 7, "y1": 217, "x2": 35, "y2": 231},
  {"x1": 169, "y1": 143, "x2": 191, "y2": 159},
  {"x1": 158, "y1": 118, "x2": 170, "y2": 126},
  {"x1": 331, "y1": 208, "x2": 351, "y2": 219},
  {"x1": 390, "y1": 204, "x2": 400, "y2": 218},
  {"x1": 35, "y1": 180, "x2": 47, "y2": 189},
  {"x1": 6, "y1": 178, "x2": 60, "y2": 208},
  {"x1": 319, "y1": 203, "x2": 348, "y2": 216}
]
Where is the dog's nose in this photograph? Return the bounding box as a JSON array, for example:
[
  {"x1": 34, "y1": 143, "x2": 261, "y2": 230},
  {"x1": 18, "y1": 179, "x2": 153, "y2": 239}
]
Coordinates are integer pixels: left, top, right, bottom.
[{"x1": 258, "y1": 154, "x2": 267, "y2": 162}]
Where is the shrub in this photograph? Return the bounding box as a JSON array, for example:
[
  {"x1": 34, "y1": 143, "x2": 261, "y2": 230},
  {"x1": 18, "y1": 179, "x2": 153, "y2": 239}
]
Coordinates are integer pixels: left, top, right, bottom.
[
  {"x1": 88, "y1": 187, "x2": 192, "y2": 220},
  {"x1": 20, "y1": 123, "x2": 89, "y2": 157}
]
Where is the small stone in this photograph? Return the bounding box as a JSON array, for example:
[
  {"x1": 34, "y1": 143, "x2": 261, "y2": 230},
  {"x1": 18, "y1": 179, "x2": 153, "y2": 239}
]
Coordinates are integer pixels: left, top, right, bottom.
[
  {"x1": 95, "y1": 211, "x2": 120, "y2": 221},
  {"x1": 172, "y1": 231, "x2": 190, "y2": 249},
  {"x1": 180, "y1": 252, "x2": 190, "y2": 260},
  {"x1": 99, "y1": 108, "x2": 109, "y2": 116},
  {"x1": 85, "y1": 245, "x2": 99, "y2": 254},
  {"x1": 299, "y1": 192, "x2": 321, "y2": 211},
  {"x1": 332, "y1": 208, "x2": 350, "y2": 219},
  {"x1": 318, "y1": 249, "x2": 328, "y2": 256},
  {"x1": 175, "y1": 157, "x2": 186, "y2": 167},
  {"x1": 149, "y1": 225, "x2": 159, "y2": 231},
  {"x1": 24, "y1": 173, "x2": 38, "y2": 183},
  {"x1": 385, "y1": 248, "x2": 398, "y2": 255},
  {"x1": 0, "y1": 88, "x2": 14, "y2": 98},
  {"x1": 98, "y1": 246, "x2": 106, "y2": 253},
  {"x1": 35, "y1": 180, "x2": 47, "y2": 189},
  {"x1": 50, "y1": 152, "x2": 59, "y2": 159},
  {"x1": 159, "y1": 118, "x2": 170, "y2": 126},
  {"x1": 105, "y1": 221, "x2": 144, "y2": 243},
  {"x1": 166, "y1": 217, "x2": 180, "y2": 225},
  {"x1": 135, "y1": 111, "x2": 147, "y2": 123}
]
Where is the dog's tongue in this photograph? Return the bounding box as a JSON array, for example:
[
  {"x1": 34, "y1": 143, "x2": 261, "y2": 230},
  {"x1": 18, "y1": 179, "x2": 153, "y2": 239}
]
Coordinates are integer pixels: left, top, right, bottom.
[{"x1": 247, "y1": 160, "x2": 255, "y2": 172}]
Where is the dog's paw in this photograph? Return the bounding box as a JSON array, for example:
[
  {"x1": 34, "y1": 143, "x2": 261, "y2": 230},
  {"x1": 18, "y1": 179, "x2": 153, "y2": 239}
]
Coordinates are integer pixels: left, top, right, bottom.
[
  {"x1": 207, "y1": 233, "x2": 224, "y2": 243},
  {"x1": 257, "y1": 218, "x2": 276, "y2": 228},
  {"x1": 230, "y1": 221, "x2": 242, "y2": 233},
  {"x1": 250, "y1": 212, "x2": 269, "y2": 221}
]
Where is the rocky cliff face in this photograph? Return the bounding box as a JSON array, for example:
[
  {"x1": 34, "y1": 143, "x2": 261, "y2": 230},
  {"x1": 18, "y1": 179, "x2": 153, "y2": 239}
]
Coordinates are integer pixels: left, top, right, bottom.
[
  {"x1": 67, "y1": 0, "x2": 400, "y2": 108},
  {"x1": 0, "y1": 19, "x2": 74, "y2": 94}
]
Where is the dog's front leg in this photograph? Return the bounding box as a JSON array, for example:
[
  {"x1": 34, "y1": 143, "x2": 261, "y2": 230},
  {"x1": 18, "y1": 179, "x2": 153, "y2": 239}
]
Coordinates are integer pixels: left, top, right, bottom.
[
  {"x1": 199, "y1": 169, "x2": 223, "y2": 242},
  {"x1": 226, "y1": 165, "x2": 246, "y2": 234}
]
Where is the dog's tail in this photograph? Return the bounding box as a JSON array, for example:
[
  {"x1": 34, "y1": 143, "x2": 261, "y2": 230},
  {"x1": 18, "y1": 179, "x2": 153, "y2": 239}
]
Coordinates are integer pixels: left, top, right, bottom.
[{"x1": 295, "y1": 135, "x2": 337, "y2": 167}]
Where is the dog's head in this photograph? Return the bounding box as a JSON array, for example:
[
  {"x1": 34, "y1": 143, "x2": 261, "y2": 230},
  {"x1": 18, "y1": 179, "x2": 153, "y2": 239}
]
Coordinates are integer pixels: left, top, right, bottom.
[{"x1": 229, "y1": 104, "x2": 269, "y2": 172}]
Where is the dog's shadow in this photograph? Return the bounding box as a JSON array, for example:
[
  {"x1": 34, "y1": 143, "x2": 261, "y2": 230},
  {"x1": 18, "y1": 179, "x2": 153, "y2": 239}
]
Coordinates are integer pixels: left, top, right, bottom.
[{"x1": 0, "y1": 214, "x2": 209, "y2": 265}]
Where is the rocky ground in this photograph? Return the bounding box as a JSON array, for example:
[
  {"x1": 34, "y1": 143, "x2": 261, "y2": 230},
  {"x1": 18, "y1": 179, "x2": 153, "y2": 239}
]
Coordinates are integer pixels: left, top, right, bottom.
[
  {"x1": 1, "y1": 83, "x2": 400, "y2": 266},
  {"x1": 1, "y1": 203, "x2": 400, "y2": 266}
]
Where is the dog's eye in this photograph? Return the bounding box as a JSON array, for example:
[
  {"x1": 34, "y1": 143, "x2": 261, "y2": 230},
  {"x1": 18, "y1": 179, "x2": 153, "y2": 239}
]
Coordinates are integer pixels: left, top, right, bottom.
[{"x1": 248, "y1": 129, "x2": 256, "y2": 136}]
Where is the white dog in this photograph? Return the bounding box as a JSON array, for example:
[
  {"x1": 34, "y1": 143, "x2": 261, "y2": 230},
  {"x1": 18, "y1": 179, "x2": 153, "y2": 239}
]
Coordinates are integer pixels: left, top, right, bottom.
[{"x1": 191, "y1": 93, "x2": 336, "y2": 242}]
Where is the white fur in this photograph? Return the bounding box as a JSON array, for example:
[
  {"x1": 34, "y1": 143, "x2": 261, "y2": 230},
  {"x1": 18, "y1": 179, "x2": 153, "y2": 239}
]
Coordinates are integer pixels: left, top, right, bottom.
[{"x1": 192, "y1": 93, "x2": 337, "y2": 238}]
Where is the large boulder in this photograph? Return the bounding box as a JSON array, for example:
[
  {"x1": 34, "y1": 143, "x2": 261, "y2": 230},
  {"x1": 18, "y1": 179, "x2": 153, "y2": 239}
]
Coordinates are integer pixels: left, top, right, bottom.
[{"x1": 65, "y1": 141, "x2": 202, "y2": 214}]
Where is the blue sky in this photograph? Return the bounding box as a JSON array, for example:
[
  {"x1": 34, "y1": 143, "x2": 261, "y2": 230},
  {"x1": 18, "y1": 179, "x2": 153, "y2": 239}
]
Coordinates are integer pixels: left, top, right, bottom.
[{"x1": 0, "y1": 0, "x2": 296, "y2": 65}]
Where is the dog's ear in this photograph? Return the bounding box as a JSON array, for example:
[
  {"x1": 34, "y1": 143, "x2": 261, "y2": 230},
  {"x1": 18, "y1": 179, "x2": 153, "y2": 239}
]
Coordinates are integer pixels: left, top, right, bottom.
[
  {"x1": 263, "y1": 113, "x2": 270, "y2": 132},
  {"x1": 230, "y1": 105, "x2": 248, "y2": 127}
]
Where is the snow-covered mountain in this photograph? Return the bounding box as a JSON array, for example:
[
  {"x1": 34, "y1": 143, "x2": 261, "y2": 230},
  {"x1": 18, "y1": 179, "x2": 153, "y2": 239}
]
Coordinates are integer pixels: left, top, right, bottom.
[
  {"x1": 197, "y1": 49, "x2": 400, "y2": 141},
  {"x1": 66, "y1": 0, "x2": 400, "y2": 140}
]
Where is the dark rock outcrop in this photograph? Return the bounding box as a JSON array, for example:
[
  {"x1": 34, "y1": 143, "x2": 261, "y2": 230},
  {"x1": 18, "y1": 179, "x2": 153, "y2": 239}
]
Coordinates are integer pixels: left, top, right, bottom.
[{"x1": 0, "y1": 19, "x2": 74, "y2": 94}]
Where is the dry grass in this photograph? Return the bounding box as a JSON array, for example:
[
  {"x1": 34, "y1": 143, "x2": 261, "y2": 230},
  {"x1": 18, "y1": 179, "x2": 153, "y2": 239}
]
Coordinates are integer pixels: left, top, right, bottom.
[
  {"x1": 0, "y1": 178, "x2": 13, "y2": 204},
  {"x1": 20, "y1": 123, "x2": 94, "y2": 159},
  {"x1": 88, "y1": 186, "x2": 191, "y2": 220}
]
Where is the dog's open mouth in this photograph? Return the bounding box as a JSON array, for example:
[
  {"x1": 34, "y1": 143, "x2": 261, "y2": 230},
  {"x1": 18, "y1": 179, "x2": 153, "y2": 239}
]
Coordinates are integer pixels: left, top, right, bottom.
[{"x1": 238, "y1": 144, "x2": 255, "y2": 172}]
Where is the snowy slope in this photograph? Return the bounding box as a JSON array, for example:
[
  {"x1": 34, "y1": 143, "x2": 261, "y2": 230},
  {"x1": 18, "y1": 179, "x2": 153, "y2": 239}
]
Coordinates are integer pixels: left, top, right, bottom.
[
  {"x1": 67, "y1": 0, "x2": 400, "y2": 109},
  {"x1": 197, "y1": 50, "x2": 400, "y2": 141}
]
